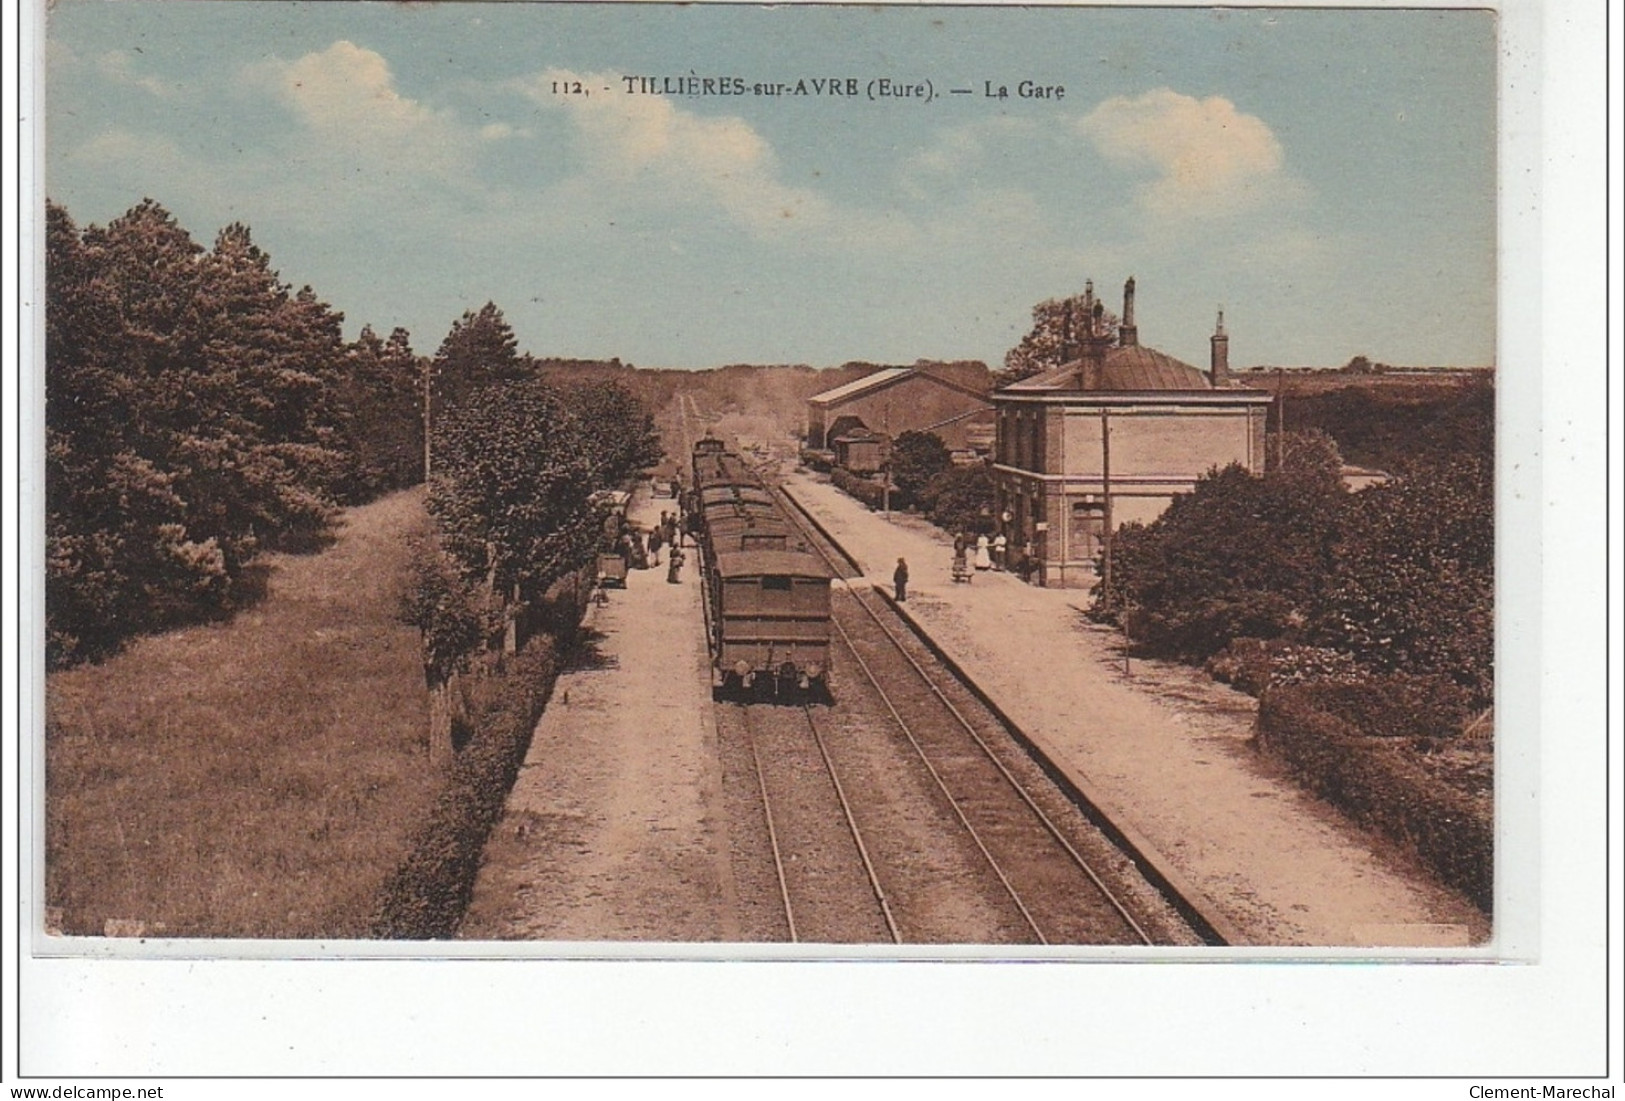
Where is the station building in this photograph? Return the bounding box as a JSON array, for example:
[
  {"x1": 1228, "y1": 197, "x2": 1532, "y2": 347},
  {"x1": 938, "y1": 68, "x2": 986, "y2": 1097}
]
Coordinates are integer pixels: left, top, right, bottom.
[
  {"x1": 805, "y1": 362, "x2": 995, "y2": 460},
  {"x1": 993, "y1": 279, "x2": 1275, "y2": 588}
]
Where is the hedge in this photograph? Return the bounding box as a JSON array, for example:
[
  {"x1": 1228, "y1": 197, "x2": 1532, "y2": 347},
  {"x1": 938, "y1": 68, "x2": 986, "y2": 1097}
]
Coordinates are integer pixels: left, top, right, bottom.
[
  {"x1": 370, "y1": 637, "x2": 559, "y2": 938},
  {"x1": 1257, "y1": 685, "x2": 1492, "y2": 912}
]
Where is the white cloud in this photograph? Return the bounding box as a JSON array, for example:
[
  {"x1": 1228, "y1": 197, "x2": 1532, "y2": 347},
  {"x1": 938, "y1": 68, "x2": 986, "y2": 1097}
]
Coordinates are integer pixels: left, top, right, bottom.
[
  {"x1": 96, "y1": 50, "x2": 174, "y2": 98},
  {"x1": 1078, "y1": 89, "x2": 1303, "y2": 219},
  {"x1": 251, "y1": 41, "x2": 473, "y2": 175},
  {"x1": 897, "y1": 117, "x2": 1040, "y2": 200},
  {"x1": 523, "y1": 69, "x2": 852, "y2": 240}
]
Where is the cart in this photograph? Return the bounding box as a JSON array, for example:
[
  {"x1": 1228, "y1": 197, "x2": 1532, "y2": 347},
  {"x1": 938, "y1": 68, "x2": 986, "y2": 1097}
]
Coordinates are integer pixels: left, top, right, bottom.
[
  {"x1": 597, "y1": 552, "x2": 629, "y2": 589},
  {"x1": 951, "y1": 554, "x2": 973, "y2": 583}
]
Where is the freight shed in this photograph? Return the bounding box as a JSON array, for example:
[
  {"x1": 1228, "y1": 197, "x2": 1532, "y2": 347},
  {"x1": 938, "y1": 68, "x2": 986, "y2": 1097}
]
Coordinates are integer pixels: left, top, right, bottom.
[{"x1": 805, "y1": 363, "x2": 994, "y2": 455}]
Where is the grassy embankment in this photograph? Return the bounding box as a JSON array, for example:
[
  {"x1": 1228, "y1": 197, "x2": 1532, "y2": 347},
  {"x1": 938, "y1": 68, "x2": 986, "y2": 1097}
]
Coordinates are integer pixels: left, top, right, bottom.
[{"x1": 46, "y1": 488, "x2": 441, "y2": 938}]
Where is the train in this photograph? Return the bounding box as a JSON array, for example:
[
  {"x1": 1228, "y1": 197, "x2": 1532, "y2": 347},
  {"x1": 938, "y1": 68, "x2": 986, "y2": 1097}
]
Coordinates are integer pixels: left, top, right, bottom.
[{"x1": 689, "y1": 436, "x2": 833, "y2": 699}]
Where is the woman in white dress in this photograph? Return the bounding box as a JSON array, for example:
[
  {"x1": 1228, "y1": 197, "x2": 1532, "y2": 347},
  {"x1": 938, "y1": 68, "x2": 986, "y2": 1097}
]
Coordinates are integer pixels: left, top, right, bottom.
[{"x1": 974, "y1": 533, "x2": 992, "y2": 570}]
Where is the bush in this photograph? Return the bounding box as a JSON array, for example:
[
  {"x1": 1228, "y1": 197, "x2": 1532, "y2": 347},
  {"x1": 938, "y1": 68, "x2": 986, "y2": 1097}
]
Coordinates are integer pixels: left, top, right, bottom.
[
  {"x1": 1206, "y1": 639, "x2": 1363, "y2": 697},
  {"x1": 1272, "y1": 673, "x2": 1476, "y2": 741},
  {"x1": 1258, "y1": 684, "x2": 1492, "y2": 911},
  {"x1": 830, "y1": 467, "x2": 888, "y2": 510},
  {"x1": 1128, "y1": 590, "x2": 1299, "y2": 662},
  {"x1": 370, "y1": 637, "x2": 559, "y2": 938},
  {"x1": 799, "y1": 448, "x2": 833, "y2": 473},
  {"x1": 1096, "y1": 453, "x2": 1345, "y2": 659},
  {"x1": 922, "y1": 463, "x2": 994, "y2": 535}
]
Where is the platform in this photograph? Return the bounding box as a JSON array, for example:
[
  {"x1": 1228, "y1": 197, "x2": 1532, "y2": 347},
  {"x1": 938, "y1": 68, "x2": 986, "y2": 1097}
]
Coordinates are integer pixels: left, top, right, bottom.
[{"x1": 459, "y1": 488, "x2": 736, "y2": 941}]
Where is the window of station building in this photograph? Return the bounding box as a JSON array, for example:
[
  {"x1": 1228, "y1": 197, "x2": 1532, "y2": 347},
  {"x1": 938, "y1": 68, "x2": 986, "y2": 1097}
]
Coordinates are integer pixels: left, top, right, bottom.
[{"x1": 762, "y1": 576, "x2": 792, "y2": 592}]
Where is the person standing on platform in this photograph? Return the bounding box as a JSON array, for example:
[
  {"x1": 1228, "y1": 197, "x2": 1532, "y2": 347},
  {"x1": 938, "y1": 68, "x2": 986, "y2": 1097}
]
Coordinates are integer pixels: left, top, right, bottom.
[
  {"x1": 648, "y1": 526, "x2": 662, "y2": 567},
  {"x1": 667, "y1": 546, "x2": 684, "y2": 584},
  {"x1": 993, "y1": 531, "x2": 1007, "y2": 571},
  {"x1": 974, "y1": 533, "x2": 992, "y2": 571},
  {"x1": 893, "y1": 557, "x2": 909, "y2": 602}
]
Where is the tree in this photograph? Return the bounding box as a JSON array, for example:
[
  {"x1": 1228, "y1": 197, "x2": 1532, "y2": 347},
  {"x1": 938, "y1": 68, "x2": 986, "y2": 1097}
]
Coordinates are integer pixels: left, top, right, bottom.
[
  {"x1": 46, "y1": 200, "x2": 233, "y2": 664},
  {"x1": 429, "y1": 381, "x2": 602, "y2": 622},
  {"x1": 999, "y1": 293, "x2": 1119, "y2": 385},
  {"x1": 430, "y1": 302, "x2": 531, "y2": 419},
  {"x1": 1097, "y1": 435, "x2": 1349, "y2": 659},
  {"x1": 331, "y1": 325, "x2": 424, "y2": 502},
  {"x1": 888, "y1": 430, "x2": 952, "y2": 506},
  {"x1": 45, "y1": 199, "x2": 376, "y2": 664},
  {"x1": 922, "y1": 463, "x2": 995, "y2": 535},
  {"x1": 564, "y1": 379, "x2": 664, "y2": 488},
  {"x1": 1317, "y1": 450, "x2": 1493, "y2": 700}
]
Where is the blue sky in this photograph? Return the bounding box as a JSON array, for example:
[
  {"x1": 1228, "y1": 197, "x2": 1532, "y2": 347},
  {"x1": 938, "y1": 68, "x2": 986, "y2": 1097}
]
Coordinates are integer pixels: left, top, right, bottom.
[{"x1": 45, "y1": 3, "x2": 1497, "y2": 371}]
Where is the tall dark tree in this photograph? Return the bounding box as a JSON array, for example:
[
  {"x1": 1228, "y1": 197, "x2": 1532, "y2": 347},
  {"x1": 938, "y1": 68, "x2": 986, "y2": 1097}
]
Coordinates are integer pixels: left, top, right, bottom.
[
  {"x1": 331, "y1": 324, "x2": 424, "y2": 502},
  {"x1": 565, "y1": 379, "x2": 664, "y2": 488},
  {"x1": 429, "y1": 380, "x2": 601, "y2": 611},
  {"x1": 46, "y1": 199, "x2": 364, "y2": 664},
  {"x1": 176, "y1": 225, "x2": 346, "y2": 556},
  {"x1": 888, "y1": 429, "x2": 952, "y2": 505},
  {"x1": 46, "y1": 201, "x2": 233, "y2": 664},
  {"x1": 430, "y1": 302, "x2": 531, "y2": 418},
  {"x1": 1000, "y1": 294, "x2": 1120, "y2": 385}
]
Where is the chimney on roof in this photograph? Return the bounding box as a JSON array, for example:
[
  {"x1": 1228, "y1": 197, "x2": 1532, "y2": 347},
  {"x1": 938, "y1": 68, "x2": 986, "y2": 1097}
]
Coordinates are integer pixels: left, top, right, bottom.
[
  {"x1": 1209, "y1": 308, "x2": 1230, "y2": 388},
  {"x1": 1082, "y1": 279, "x2": 1095, "y2": 329},
  {"x1": 1081, "y1": 301, "x2": 1111, "y2": 390},
  {"x1": 1120, "y1": 277, "x2": 1138, "y2": 347},
  {"x1": 1060, "y1": 297, "x2": 1074, "y2": 364}
]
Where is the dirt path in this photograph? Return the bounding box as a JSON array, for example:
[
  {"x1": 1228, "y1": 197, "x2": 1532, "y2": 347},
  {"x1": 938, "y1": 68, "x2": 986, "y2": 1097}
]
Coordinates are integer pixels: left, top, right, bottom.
[
  {"x1": 459, "y1": 490, "x2": 736, "y2": 941},
  {"x1": 785, "y1": 472, "x2": 1490, "y2": 947}
]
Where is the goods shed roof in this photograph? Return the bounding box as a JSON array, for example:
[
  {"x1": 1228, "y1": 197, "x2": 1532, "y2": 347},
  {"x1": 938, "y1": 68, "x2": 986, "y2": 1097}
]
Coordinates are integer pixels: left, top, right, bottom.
[{"x1": 808, "y1": 367, "x2": 912, "y2": 406}]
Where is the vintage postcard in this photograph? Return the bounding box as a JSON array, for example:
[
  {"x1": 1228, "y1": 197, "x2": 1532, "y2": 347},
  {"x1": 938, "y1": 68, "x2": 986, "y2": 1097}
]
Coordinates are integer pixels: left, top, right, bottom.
[{"x1": 20, "y1": 0, "x2": 1604, "y2": 1080}]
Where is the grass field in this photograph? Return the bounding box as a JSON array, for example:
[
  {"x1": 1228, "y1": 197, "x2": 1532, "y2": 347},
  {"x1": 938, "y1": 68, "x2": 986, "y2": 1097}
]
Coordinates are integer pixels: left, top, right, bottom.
[{"x1": 45, "y1": 488, "x2": 443, "y2": 938}]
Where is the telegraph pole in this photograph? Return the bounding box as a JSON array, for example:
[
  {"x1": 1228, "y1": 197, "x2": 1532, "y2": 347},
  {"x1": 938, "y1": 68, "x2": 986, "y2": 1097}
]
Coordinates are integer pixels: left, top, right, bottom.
[
  {"x1": 1101, "y1": 407, "x2": 1113, "y2": 611},
  {"x1": 423, "y1": 356, "x2": 433, "y2": 481}
]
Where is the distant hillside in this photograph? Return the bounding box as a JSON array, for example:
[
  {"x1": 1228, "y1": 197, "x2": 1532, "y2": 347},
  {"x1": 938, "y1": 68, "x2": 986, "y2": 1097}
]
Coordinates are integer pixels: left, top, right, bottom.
[
  {"x1": 534, "y1": 359, "x2": 988, "y2": 464},
  {"x1": 1237, "y1": 364, "x2": 1493, "y2": 397}
]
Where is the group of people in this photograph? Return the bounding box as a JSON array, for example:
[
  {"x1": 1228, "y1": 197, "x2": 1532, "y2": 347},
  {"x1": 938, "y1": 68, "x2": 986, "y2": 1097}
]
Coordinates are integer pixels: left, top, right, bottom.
[
  {"x1": 650, "y1": 510, "x2": 685, "y2": 582},
  {"x1": 610, "y1": 507, "x2": 686, "y2": 582},
  {"x1": 952, "y1": 530, "x2": 1009, "y2": 574}
]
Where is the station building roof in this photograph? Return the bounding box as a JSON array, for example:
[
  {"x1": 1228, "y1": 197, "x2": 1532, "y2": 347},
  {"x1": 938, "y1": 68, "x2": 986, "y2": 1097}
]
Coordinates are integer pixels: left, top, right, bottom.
[{"x1": 1002, "y1": 345, "x2": 1214, "y2": 393}]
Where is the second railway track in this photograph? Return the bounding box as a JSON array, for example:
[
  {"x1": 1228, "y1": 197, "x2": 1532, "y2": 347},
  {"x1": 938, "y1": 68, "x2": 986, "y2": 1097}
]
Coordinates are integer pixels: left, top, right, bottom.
[{"x1": 769, "y1": 480, "x2": 1206, "y2": 946}]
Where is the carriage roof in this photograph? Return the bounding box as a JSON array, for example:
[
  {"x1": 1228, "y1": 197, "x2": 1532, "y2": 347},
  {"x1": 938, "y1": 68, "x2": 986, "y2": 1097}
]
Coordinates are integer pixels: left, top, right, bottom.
[
  {"x1": 713, "y1": 549, "x2": 834, "y2": 580},
  {"x1": 698, "y1": 487, "x2": 773, "y2": 509}
]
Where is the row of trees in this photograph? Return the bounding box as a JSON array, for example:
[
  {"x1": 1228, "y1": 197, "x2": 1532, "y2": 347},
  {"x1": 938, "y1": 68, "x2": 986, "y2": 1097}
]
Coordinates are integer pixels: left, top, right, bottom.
[
  {"x1": 1094, "y1": 382, "x2": 1494, "y2": 703},
  {"x1": 46, "y1": 200, "x2": 425, "y2": 666},
  {"x1": 47, "y1": 198, "x2": 663, "y2": 671},
  {"x1": 413, "y1": 307, "x2": 662, "y2": 657}
]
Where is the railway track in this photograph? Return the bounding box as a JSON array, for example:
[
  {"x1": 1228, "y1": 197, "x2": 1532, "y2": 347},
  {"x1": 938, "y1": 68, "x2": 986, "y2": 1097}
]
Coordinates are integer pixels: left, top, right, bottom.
[
  {"x1": 771, "y1": 483, "x2": 1200, "y2": 946},
  {"x1": 713, "y1": 701, "x2": 898, "y2": 944}
]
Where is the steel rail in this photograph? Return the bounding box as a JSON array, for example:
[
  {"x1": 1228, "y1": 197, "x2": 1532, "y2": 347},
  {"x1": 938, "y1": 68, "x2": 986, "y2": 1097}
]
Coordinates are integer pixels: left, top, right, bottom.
[
  {"x1": 736, "y1": 704, "x2": 797, "y2": 943},
  {"x1": 800, "y1": 705, "x2": 904, "y2": 945},
  {"x1": 778, "y1": 483, "x2": 1154, "y2": 945},
  {"x1": 828, "y1": 610, "x2": 1050, "y2": 943}
]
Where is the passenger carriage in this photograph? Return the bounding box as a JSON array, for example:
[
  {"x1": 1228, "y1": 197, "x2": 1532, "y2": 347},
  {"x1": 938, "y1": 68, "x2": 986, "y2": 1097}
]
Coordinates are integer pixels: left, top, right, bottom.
[
  {"x1": 707, "y1": 548, "x2": 833, "y2": 696},
  {"x1": 693, "y1": 437, "x2": 834, "y2": 700}
]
